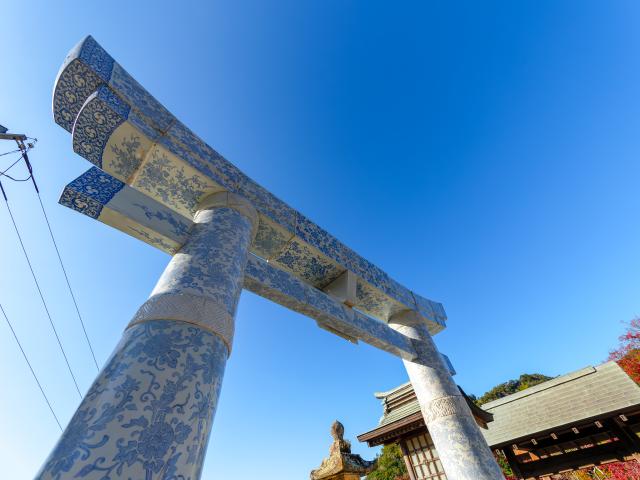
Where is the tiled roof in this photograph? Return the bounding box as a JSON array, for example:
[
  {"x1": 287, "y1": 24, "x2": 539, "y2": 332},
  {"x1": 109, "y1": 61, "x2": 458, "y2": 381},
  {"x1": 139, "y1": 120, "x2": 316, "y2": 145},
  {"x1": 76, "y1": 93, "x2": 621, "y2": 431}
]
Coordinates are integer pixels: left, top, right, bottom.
[
  {"x1": 371, "y1": 382, "x2": 491, "y2": 430},
  {"x1": 375, "y1": 382, "x2": 421, "y2": 427},
  {"x1": 481, "y1": 361, "x2": 640, "y2": 446},
  {"x1": 371, "y1": 362, "x2": 640, "y2": 447}
]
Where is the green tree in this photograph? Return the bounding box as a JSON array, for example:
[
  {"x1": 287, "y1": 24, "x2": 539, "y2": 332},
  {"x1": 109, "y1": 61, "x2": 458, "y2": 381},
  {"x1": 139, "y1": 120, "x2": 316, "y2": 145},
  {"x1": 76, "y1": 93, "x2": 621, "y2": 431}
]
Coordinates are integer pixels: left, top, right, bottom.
[
  {"x1": 494, "y1": 449, "x2": 514, "y2": 479},
  {"x1": 367, "y1": 444, "x2": 409, "y2": 480},
  {"x1": 476, "y1": 373, "x2": 552, "y2": 405}
]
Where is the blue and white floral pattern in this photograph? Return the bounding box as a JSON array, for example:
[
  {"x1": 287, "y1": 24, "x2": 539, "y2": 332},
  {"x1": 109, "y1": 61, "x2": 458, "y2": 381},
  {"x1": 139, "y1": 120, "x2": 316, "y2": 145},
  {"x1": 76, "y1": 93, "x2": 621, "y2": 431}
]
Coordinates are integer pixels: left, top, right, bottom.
[
  {"x1": 167, "y1": 122, "x2": 242, "y2": 193},
  {"x1": 244, "y1": 253, "x2": 310, "y2": 308},
  {"x1": 355, "y1": 280, "x2": 407, "y2": 324},
  {"x1": 412, "y1": 293, "x2": 446, "y2": 330},
  {"x1": 54, "y1": 35, "x2": 447, "y2": 333},
  {"x1": 109, "y1": 134, "x2": 143, "y2": 180},
  {"x1": 134, "y1": 147, "x2": 219, "y2": 217},
  {"x1": 273, "y1": 238, "x2": 343, "y2": 288},
  {"x1": 294, "y1": 211, "x2": 419, "y2": 313},
  {"x1": 37, "y1": 320, "x2": 227, "y2": 480},
  {"x1": 128, "y1": 110, "x2": 162, "y2": 143},
  {"x1": 132, "y1": 203, "x2": 191, "y2": 239},
  {"x1": 126, "y1": 225, "x2": 179, "y2": 254},
  {"x1": 234, "y1": 173, "x2": 296, "y2": 232},
  {"x1": 57, "y1": 170, "x2": 416, "y2": 359},
  {"x1": 396, "y1": 322, "x2": 504, "y2": 480},
  {"x1": 252, "y1": 218, "x2": 294, "y2": 261},
  {"x1": 152, "y1": 207, "x2": 254, "y2": 316},
  {"x1": 244, "y1": 255, "x2": 415, "y2": 359},
  {"x1": 109, "y1": 63, "x2": 174, "y2": 134},
  {"x1": 50, "y1": 34, "x2": 473, "y2": 478}
]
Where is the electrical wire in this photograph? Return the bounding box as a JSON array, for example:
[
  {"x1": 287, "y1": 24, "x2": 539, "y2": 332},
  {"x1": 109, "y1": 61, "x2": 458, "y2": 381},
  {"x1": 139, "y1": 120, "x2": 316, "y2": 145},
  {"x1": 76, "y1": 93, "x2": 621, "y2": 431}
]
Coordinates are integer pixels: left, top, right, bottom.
[
  {"x1": 0, "y1": 148, "x2": 21, "y2": 157},
  {"x1": 0, "y1": 137, "x2": 95, "y2": 400},
  {"x1": 2, "y1": 172, "x2": 33, "y2": 182},
  {"x1": 12, "y1": 142, "x2": 100, "y2": 370},
  {"x1": 0, "y1": 154, "x2": 24, "y2": 176},
  {"x1": 0, "y1": 148, "x2": 34, "y2": 181},
  {"x1": 35, "y1": 193, "x2": 100, "y2": 371},
  {"x1": 2, "y1": 198, "x2": 83, "y2": 398},
  {"x1": 0, "y1": 303, "x2": 63, "y2": 431}
]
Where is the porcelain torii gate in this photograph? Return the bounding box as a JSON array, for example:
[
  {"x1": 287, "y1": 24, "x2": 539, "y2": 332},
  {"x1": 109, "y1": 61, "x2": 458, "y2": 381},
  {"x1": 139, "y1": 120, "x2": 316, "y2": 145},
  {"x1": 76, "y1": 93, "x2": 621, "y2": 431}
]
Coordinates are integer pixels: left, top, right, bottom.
[{"x1": 37, "y1": 36, "x2": 502, "y2": 480}]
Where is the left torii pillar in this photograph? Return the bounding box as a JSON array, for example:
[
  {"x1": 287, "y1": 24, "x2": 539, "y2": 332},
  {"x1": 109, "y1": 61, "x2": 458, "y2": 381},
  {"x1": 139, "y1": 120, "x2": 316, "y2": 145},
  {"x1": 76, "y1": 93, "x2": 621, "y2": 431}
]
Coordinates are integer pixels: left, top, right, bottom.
[{"x1": 36, "y1": 192, "x2": 257, "y2": 479}]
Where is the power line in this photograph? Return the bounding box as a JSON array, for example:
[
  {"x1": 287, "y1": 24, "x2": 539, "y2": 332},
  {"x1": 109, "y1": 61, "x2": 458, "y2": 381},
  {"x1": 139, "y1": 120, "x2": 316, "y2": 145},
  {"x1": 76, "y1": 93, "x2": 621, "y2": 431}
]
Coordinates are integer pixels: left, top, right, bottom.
[
  {"x1": 0, "y1": 154, "x2": 24, "y2": 176},
  {"x1": 0, "y1": 148, "x2": 21, "y2": 157},
  {"x1": 0, "y1": 303, "x2": 63, "y2": 431},
  {"x1": 13, "y1": 142, "x2": 100, "y2": 371},
  {"x1": 35, "y1": 193, "x2": 100, "y2": 371},
  {"x1": 2, "y1": 197, "x2": 83, "y2": 398},
  {"x1": 0, "y1": 133, "x2": 95, "y2": 394},
  {"x1": 5, "y1": 145, "x2": 35, "y2": 182}
]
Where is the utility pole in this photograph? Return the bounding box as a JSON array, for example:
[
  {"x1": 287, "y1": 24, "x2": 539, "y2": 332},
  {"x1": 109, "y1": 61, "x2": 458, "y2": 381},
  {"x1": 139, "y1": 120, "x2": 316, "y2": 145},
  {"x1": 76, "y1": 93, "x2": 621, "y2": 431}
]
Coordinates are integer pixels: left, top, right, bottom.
[{"x1": 0, "y1": 124, "x2": 39, "y2": 197}]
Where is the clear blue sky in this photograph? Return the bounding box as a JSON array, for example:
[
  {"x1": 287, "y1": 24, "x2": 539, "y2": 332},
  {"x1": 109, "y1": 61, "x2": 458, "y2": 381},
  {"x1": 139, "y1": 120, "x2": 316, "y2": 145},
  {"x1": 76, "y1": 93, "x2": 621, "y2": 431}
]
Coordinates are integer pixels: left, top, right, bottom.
[{"x1": 1, "y1": 1, "x2": 639, "y2": 478}]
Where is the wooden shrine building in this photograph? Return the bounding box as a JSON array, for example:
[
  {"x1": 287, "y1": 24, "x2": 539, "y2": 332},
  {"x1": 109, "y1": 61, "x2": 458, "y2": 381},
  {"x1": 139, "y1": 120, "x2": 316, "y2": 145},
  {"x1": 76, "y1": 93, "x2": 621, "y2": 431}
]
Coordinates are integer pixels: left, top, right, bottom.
[{"x1": 358, "y1": 361, "x2": 640, "y2": 480}]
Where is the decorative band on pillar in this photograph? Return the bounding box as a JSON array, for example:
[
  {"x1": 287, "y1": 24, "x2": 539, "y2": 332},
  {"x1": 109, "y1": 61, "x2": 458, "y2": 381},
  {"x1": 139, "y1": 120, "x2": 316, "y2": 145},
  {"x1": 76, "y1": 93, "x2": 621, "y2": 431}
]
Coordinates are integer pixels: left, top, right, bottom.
[
  {"x1": 389, "y1": 309, "x2": 471, "y2": 424},
  {"x1": 129, "y1": 293, "x2": 236, "y2": 354},
  {"x1": 420, "y1": 394, "x2": 471, "y2": 424},
  {"x1": 127, "y1": 191, "x2": 258, "y2": 354}
]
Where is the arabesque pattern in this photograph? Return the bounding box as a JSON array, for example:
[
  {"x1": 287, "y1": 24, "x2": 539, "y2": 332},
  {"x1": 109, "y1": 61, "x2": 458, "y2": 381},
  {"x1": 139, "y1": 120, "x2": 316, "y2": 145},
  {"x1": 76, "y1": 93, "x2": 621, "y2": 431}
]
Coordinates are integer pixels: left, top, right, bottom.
[
  {"x1": 36, "y1": 320, "x2": 227, "y2": 480},
  {"x1": 52, "y1": 34, "x2": 446, "y2": 332},
  {"x1": 40, "y1": 183, "x2": 257, "y2": 480}
]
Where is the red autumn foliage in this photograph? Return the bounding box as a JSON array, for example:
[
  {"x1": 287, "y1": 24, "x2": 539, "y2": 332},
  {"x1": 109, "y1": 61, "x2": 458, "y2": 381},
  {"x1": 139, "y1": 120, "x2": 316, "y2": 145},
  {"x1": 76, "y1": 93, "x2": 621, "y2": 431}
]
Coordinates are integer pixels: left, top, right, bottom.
[
  {"x1": 609, "y1": 318, "x2": 640, "y2": 385},
  {"x1": 530, "y1": 460, "x2": 640, "y2": 479},
  {"x1": 600, "y1": 460, "x2": 640, "y2": 479}
]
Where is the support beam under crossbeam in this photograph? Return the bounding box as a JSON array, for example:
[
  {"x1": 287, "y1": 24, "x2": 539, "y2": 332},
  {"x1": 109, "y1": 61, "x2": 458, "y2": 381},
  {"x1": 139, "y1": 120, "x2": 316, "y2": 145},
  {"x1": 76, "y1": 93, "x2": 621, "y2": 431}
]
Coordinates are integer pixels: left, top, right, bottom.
[{"x1": 58, "y1": 167, "x2": 427, "y2": 361}]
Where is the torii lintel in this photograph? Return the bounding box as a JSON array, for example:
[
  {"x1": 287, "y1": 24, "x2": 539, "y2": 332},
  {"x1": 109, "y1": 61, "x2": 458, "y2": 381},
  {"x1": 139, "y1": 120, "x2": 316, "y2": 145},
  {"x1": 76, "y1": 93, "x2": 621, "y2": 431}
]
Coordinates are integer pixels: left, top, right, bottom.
[{"x1": 54, "y1": 35, "x2": 446, "y2": 349}]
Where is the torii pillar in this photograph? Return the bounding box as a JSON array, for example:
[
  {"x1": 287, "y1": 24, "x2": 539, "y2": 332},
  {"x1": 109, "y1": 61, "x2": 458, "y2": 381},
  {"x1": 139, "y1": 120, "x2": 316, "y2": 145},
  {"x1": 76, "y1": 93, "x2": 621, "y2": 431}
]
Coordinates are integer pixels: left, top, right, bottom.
[
  {"x1": 37, "y1": 35, "x2": 503, "y2": 480},
  {"x1": 36, "y1": 193, "x2": 257, "y2": 479},
  {"x1": 390, "y1": 312, "x2": 504, "y2": 479}
]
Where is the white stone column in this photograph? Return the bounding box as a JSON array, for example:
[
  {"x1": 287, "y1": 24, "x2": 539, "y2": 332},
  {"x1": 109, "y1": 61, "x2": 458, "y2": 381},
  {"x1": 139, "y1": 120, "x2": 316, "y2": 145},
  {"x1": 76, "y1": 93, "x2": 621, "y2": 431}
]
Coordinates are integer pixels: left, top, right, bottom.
[
  {"x1": 36, "y1": 192, "x2": 257, "y2": 480},
  {"x1": 389, "y1": 312, "x2": 503, "y2": 480}
]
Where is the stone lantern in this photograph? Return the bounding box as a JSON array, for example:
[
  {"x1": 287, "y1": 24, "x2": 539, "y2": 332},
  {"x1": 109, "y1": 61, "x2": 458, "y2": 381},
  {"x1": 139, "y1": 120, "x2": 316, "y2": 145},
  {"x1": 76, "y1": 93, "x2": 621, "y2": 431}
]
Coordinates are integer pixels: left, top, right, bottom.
[{"x1": 311, "y1": 421, "x2": 377, "y2": 480}]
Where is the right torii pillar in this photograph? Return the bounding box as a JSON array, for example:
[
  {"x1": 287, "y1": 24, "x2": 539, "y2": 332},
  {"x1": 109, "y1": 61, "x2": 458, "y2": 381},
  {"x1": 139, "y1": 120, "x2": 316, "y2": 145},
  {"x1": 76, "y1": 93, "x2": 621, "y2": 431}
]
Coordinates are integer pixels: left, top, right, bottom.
[{"x1": 390, "y1": 311, "x2": 504, "y2": 480}]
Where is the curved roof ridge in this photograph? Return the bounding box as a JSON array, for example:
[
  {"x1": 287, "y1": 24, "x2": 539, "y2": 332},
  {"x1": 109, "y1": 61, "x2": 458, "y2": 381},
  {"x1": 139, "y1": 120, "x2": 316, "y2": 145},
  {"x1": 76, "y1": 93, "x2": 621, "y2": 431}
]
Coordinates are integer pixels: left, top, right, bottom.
[{"x1": 374, "y1": 381, "x2": 412, "y2": 399}]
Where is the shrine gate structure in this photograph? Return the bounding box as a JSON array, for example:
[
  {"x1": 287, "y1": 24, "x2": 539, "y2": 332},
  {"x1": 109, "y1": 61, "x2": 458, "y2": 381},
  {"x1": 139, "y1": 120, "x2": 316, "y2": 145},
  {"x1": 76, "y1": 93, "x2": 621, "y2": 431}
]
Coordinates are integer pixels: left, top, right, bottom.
[{"x1": 37, "y1": 36, "x2": 503, "y2": 480}]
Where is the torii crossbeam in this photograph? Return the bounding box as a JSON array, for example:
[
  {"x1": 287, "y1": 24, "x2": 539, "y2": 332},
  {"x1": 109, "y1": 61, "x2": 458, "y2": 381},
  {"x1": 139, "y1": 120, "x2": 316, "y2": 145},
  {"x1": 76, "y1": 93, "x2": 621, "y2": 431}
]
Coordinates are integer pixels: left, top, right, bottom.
[{"x1": 37, "y1": 36, "x2": 502, "y2": 480}]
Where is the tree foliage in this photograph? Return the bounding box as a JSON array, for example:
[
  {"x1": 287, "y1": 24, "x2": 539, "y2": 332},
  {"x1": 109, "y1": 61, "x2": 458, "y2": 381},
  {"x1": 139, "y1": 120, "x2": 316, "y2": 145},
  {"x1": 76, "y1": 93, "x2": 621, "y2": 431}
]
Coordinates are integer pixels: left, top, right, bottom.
[
  {"x1": 494, "y1": 449, "x2": 514, "y2": 478},
  {"x1": 600, "y1": 460, "x2": 640, "y2": 479},
  {"x1": 609, "y1": 317, "x2": 640, "y2": 385},
  {"x1": 548, "y1": 460, "x2": 640, "y2": 479},
  {"x1": 475, "y1": 373, "x2": 553, "y2": 406},
  {"x1": 366, "y1": 444, "x2": 409, "y2": 480}
]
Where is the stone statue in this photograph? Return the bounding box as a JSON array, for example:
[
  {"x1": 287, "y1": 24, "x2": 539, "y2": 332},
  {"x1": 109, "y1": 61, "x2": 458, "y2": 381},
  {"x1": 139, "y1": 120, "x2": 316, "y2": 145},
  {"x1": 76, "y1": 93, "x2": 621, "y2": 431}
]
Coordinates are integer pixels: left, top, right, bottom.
[{"x1": 310, "y1": 421, "x2": 377, "y2": 480}]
